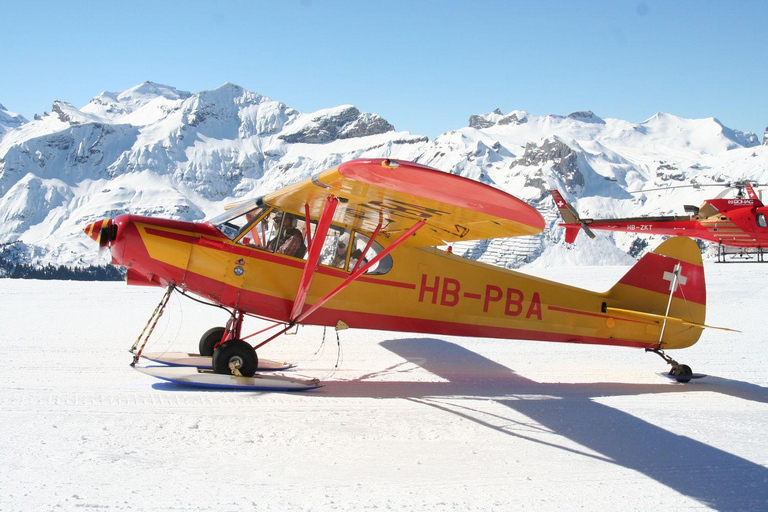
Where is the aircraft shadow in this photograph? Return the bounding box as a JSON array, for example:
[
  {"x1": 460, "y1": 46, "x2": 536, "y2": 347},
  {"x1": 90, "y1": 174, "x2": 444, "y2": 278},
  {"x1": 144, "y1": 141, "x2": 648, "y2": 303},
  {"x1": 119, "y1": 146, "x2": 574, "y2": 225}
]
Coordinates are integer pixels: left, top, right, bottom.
[{"x1": 320, "y1": 337, "x2": 768, "y2": 510}]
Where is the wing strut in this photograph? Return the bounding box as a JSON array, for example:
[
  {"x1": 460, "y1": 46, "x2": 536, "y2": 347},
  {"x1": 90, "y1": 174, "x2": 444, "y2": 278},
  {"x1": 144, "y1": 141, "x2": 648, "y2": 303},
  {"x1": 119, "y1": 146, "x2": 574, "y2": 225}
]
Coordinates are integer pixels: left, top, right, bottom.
[
  {"x1": 304, "y1": 203, "x2": 313, "y2": 248},
  {"x1": 293, "y1": 218, "x2": 427, "y2": 325},
  {"x1": 350, "y1": 219, "x2": 383, "y2": 275},
  {"x1": 289, "y1": 196, "x2": 339, "y2": 322},
  {"x1": 253, "y1": 219, "x2": 427, "y2": 350}
]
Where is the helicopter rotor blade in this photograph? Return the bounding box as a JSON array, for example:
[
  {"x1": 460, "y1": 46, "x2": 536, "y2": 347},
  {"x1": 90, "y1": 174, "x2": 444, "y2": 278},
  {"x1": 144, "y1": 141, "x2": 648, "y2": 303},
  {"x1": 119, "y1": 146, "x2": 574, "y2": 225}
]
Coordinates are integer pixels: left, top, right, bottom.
[{"x1": 630, "y1": 181, "x2": 768, "y2": 194}]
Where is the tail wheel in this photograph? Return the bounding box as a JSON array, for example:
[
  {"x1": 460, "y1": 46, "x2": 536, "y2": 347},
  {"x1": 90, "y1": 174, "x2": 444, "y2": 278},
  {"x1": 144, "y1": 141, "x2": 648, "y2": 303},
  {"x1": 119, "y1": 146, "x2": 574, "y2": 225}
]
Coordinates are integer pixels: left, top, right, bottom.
[
  {"x1": 212, "y1": 340, "x2": 258, "y2": 377},
  {"x1": 670, "y1": 364, "x2": 693, "y2": 383},
  {"x1": 199, "y1": 327, "x2": 226, "y2": 356}
]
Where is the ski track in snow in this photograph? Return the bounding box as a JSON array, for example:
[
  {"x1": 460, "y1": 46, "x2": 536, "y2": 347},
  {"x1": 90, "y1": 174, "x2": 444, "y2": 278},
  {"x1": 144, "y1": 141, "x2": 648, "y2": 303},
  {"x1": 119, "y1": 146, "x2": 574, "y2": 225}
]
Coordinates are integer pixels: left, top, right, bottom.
[{"x1": 0, "y1": 263, "x2": 767, "y2": 511}]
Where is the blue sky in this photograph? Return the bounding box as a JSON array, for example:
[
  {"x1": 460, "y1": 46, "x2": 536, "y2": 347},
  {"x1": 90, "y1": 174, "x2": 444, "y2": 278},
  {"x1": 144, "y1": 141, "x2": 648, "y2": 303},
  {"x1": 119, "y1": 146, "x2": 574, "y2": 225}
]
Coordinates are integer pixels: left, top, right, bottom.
[{"x1": 2, "y1": 0, "x2": 767, "y2": 139}]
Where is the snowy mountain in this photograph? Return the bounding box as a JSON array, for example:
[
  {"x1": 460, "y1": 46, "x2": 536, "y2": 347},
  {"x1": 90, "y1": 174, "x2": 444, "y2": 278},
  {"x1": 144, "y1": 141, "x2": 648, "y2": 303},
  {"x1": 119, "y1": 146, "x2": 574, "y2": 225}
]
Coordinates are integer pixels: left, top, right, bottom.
[
  {"x1": 0, "y1": 104, "x2": 27, "y2": 135},
  {"x1": 0, "y1": 81, "x2": 766, "y2": 273}
]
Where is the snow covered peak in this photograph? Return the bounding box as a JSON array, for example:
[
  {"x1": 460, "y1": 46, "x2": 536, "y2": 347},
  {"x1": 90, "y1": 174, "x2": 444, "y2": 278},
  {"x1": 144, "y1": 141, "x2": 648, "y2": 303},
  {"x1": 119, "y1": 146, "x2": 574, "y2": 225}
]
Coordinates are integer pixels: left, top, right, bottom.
[
  {"x1": 118, "y1": 81, "x2": 190, "y2": 103},
  {"x1": 0, "y1": 104, "x2": 28, "y2": 134},
  {"x1": 640, "y1": 112, "x2": 759, "y2": 151},
  {"x1": 82, "y1": 81, "x2": 191, "y2": 121},
  {"x1": 469, "y1": 109, "x2": 529, "y2": 129},
  {"x1": 51, "y1": 101, "x2": 105, "y2": 125},
  {"x1": 172, "y1": 83, "x2": 293, "y2": 140},
  {"x1": 279, "y1": 105, "x2": 394, "y2": 144},
  {"x1": 566, "y1": 110, "x2": 604, "y2": 124}
]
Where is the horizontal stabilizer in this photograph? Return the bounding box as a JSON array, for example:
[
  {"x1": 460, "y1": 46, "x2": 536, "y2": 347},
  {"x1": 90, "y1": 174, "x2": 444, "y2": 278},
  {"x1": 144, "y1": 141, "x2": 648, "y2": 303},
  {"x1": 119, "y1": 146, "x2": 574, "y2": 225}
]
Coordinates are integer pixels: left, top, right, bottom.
[{"x1": 605, "y1": 307, "x2": 739, "y2": 332}]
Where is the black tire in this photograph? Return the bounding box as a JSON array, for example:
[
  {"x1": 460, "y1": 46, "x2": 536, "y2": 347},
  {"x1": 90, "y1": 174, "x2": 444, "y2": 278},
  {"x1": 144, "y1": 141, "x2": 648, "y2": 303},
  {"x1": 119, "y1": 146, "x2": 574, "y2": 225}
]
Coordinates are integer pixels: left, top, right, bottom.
[
  {"x1": 670, "y1": 364, "x2": 693, "y2": 383},
  {"x1": 678, "y1": 364, "x2": 693, "y2": 383},
  {"x1": 212, "y1": 339, "x2": 258, "y2": 377},
  {"x1": 199, "y1": 327, "x2": 226, "y2": 356}
]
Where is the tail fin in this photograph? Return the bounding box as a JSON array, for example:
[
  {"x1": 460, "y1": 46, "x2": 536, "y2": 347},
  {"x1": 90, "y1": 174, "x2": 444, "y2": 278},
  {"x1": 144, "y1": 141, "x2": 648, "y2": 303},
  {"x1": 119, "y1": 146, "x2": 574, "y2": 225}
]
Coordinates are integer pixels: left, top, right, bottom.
[
  {"x1": 605, "y1": 237, "x2": 706, "y2": 349},
  {"x1": 549, "y1": 190, "x2": 595, "y2": 243},
  {"x1": 745, "y1": 182, "x2": 762, "y2": 204}
]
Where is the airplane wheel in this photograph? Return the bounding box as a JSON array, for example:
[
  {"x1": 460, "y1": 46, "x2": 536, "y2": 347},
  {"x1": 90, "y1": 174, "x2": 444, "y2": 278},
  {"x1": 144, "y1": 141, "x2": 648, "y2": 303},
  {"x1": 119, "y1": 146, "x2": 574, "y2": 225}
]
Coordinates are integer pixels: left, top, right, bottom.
[
  {"x1": 212, "y1": 340, "x2": 258, "y2": 377},
  {"x1": 670, "y1": 364, "x2": 693, "y2": 383},
  {"x1": 199, "y1": 327, "x2": 226, "y2": 356}
]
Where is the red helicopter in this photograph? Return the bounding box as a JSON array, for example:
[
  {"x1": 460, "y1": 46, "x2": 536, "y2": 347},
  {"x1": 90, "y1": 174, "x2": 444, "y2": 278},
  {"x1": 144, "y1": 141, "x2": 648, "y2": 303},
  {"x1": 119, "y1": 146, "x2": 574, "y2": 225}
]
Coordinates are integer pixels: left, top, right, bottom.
[{"x1": 551, "y1": 181, "x2": 768, "y2": 262}]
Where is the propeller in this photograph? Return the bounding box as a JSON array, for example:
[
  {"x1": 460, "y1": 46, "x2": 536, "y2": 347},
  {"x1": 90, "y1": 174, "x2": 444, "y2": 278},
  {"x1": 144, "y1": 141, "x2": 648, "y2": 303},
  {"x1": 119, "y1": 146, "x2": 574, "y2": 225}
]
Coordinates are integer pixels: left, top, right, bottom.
[
  {"x1": 562, "y1": 200, "x2": 595, "y2": 239},
  {"x1": 83, "y1": 219, "x2": 117, "y2": 254}
]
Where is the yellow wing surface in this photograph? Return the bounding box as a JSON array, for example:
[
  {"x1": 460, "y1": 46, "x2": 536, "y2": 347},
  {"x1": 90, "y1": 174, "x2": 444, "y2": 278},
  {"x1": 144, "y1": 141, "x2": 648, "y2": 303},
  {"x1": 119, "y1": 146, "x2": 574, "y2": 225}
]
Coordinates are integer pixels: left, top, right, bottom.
[{"x1": 262, "y1": 159, "x2": 545, "y2": 247}]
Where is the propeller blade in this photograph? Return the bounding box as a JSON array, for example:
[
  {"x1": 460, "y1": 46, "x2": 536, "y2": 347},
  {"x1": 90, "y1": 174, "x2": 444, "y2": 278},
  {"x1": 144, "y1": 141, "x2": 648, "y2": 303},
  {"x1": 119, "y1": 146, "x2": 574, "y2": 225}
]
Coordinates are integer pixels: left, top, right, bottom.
[
  {"x1": 83, "y1": 219, "x2": 115, "y2": 248},
  {"x1": 563, "y1": 202, "x2": 596, "y2": 239}
]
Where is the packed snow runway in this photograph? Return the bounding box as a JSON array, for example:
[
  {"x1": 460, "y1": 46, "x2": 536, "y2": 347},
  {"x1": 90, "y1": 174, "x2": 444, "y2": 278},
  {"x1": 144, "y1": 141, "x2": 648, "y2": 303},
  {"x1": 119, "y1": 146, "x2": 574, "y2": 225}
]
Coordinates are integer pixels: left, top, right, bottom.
[{"x1": 1, "y1": 263, "x2": 767, "y2": 511}]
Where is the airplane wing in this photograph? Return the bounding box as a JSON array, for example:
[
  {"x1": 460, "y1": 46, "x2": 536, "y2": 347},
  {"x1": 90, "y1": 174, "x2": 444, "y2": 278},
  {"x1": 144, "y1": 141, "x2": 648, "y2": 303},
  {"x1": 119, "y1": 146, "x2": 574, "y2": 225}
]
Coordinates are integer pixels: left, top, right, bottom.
[{"x1": 261, "y1": 159, "x2": 545, "y2": 247}]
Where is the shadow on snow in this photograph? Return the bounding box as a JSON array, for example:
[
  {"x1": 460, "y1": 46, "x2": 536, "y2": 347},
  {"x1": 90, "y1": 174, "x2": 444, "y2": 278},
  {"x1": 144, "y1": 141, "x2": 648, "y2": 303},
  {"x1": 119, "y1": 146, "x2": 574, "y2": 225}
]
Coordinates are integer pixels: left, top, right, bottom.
[
  {"x1": 322, "y1": 337, "x2": 768, "y2": 510},
  {"x1": 150, "y1": 336, "x2": 768, "y2": 508}
]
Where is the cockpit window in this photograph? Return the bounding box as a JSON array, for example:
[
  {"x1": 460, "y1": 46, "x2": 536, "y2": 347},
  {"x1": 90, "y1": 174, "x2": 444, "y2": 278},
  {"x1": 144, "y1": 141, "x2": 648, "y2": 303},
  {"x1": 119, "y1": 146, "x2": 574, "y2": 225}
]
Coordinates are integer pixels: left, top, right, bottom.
[
  {"x1": 237, "y1": 210, "x2": 307, "y2": 259},
  {"x1": 757, "y1": 213, "x2": 767, "y2": 228},
  {"x1": 268, "y1": 212, "x2": 307, "y2": 258},
  {"x1": 319, "y1": 227, "x2": 351, "y2": 269},
  {"x1": 236, "y1": 208, "x2": 276, "y2": 247},
  {"x1": 214, "y1": 204, "x2": 391, "y2": 271},
  {"x1": 215, "y1": 205, "x2": 270, "y2": 241},
  {"x1": 350, "y1": 232, "x2": 392, "y2": 275}
]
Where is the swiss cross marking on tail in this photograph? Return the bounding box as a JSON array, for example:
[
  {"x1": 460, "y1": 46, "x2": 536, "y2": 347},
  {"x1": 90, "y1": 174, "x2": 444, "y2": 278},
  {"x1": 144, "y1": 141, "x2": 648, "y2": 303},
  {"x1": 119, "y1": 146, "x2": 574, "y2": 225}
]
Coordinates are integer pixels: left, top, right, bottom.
[{"x1": 662, "y1": 263, "x2": 688, "y2": 292}]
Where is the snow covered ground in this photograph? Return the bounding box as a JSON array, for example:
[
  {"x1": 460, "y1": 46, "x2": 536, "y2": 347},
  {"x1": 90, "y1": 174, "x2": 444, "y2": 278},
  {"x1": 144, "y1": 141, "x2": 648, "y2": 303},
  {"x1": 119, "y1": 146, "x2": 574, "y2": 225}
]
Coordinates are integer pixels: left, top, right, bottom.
[{"x1": 1, "y1": 262, "x2": 767, "y2": 511}]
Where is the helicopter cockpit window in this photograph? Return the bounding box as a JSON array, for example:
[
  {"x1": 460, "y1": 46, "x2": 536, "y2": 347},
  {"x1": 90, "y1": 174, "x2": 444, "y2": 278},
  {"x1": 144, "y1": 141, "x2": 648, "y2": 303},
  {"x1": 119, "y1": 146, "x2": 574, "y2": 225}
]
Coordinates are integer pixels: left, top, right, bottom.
[
  {"x1": 757, "y1": 213, "x2": 767, "y2": 228},
  {"x1": 350, "y1": 232, "x2": 392, "y2": 275}
]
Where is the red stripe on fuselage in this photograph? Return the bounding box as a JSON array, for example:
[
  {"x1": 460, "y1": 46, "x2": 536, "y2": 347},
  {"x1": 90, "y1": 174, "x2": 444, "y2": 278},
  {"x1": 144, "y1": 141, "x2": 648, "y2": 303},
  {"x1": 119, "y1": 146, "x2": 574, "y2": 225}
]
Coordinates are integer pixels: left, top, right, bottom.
[{"x1": 145, "y1": 227, "x2": 200, "y2": 245}]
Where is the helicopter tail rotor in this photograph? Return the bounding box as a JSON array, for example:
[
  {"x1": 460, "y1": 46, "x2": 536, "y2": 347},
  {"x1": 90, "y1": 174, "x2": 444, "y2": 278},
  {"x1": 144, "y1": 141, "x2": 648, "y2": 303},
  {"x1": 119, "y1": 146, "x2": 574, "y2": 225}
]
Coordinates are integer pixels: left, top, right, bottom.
[{"x1": 550, "y1": 190, "x2": 596, "y2": 243}]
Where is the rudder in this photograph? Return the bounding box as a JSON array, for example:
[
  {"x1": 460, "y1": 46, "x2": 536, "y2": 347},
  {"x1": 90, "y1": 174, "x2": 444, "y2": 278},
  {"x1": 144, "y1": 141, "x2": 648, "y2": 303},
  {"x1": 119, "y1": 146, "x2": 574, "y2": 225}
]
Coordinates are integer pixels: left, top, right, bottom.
[{"x1": 605, "y1": 237, "x2": 706, "y2": 350}]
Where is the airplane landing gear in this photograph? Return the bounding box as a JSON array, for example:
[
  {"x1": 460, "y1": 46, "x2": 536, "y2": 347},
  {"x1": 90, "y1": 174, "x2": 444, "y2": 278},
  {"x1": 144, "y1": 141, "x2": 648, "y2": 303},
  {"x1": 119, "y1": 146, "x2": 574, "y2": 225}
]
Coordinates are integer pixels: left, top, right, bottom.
[
  {"x1": 647, "y1": 347, "x2": 694, "y2": 383},
  {"x1": 209, "y1": 310, "x2": 261, "y2": 377},
  {"x1": 667, "y1": 363, "x2": 693, "y2": 382},
  {"x1": 212, "y1": 339, "x2": 259, "y2": 377},
  {"x1": 199, "y1": 327, "x2": 226, "y2": 356}
]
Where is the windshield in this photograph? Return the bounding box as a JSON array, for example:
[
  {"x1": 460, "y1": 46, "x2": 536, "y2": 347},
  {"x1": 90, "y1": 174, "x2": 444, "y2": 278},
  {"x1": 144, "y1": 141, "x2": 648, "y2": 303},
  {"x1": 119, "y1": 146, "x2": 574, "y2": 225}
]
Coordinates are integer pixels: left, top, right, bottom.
[
  {"x1": 211, "y1": 203, "x2": 393, "y2": 273},
  {"x1": 215, "y1": 205, "x2": 270, "y2": 241},
  {"x1": 208, "y1": 197, "x2": 264, "y2": 226}
]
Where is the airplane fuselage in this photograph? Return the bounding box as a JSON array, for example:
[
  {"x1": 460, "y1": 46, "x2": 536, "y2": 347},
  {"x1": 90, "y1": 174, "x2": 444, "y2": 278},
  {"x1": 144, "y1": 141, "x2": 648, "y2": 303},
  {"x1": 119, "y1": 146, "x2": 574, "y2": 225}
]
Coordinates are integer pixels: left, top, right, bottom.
[{"x1": 109, "y1": 213, "x2": 704, "y2": 351}]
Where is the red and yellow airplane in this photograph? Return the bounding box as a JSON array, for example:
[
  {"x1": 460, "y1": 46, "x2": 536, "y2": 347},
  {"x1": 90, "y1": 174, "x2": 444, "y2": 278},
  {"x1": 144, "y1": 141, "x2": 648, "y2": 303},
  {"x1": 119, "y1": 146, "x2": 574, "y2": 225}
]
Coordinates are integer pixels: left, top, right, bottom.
[
  {"x1": 551, "y1": 182, "x2": 768, "y2": 262},
  {"x1": 84, "y1": 159, "x2": 717, "y2": 389}
]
